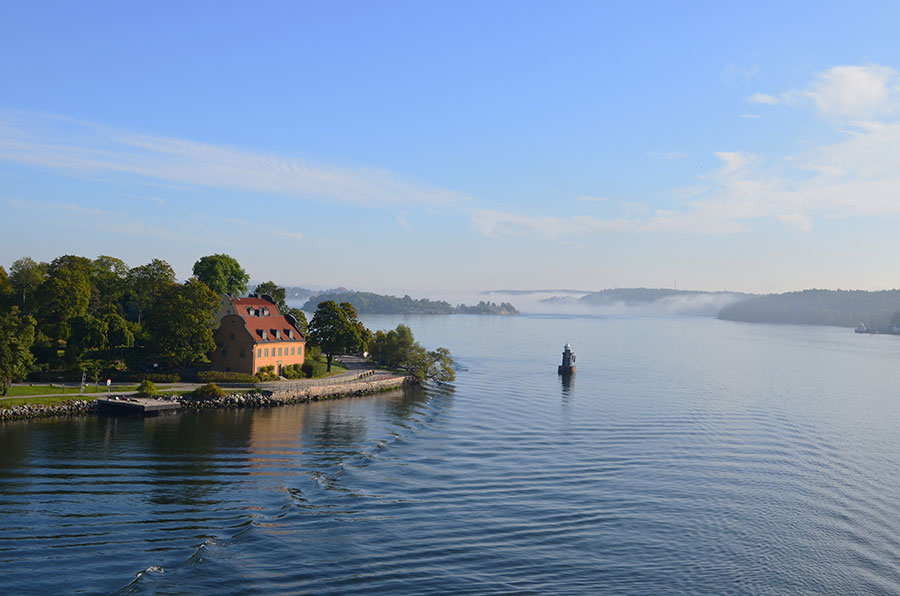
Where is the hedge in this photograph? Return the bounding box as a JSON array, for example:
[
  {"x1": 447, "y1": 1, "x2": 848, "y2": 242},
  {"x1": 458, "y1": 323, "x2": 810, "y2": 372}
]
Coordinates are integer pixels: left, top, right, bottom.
[{"x1": 197, "y1": 371, "x2": 256, "y2": 383}]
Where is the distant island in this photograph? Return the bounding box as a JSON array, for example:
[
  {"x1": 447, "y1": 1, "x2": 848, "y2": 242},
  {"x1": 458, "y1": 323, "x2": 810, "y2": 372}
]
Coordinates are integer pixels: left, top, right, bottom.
[
  {"x1": 522, "y1": 287, "x2": 751, "y2": 317},
  {"x1": 302, "y1": 291, "x2": 518, "y2": 315},
  {"x1": 717, "y1": 289, "x2": 900, "y2": 329}
]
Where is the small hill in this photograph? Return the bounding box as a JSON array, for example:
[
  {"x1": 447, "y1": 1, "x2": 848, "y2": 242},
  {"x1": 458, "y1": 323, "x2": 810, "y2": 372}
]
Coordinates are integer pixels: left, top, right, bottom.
[{"x1": 717, "y1": 289, "x2": 900, "y2": 328}]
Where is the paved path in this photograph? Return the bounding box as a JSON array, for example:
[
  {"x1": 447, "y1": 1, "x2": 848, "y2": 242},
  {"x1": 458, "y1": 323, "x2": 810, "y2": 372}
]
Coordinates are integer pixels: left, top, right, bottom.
[{"x1": 3, "y1": 356, "x2": 396, "y2": 401}]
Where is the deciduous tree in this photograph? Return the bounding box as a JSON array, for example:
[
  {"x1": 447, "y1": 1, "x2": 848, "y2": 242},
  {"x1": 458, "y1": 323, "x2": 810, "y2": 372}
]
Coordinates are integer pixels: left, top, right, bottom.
[
  {"x1": 307, "y1": 300, "x2": 363, "y2": 372},
  {"x1": 91, "y1": 256, "x2": 129, "y2": 315},
  {"x1": 127, "y1": 259, "x2": 176, "y2": 325},
  {"x1": 192, "y1": 254, "x2": 249, "y2": 296},
  {"x1": 37, "y1": 255, "x2": 92, "y2": 341},
  {"x1": 146, "y1": 279, "x2": 219, "y2": 368},
  {"x1": 104, "y1": 313, "x2": 135, "y2": 350},
  {"x1": 0, "y1": 307, "x2": 36, "y2": 396},
  {"x1": 66, "y1": 314, "x2": 109, "y2": 363},
  {"x1": 8, "y1": 257, "x2": 46, "y2": 311},
  {"x1": 253, "y1": 280, "x2": 308, "y2": 336}
]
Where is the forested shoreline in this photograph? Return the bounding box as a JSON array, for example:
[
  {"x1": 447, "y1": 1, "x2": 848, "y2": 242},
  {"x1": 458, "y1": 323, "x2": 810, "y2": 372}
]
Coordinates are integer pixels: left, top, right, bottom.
[
  {"x1": 302, "y1": 290, "x2": 518, "y2": 315},
  {"x1": 717, "y1": 289, "x2": 900, "y2": 329},
  {"x1": 0, "y1": 253, "x2": 455, "y2": 395}
]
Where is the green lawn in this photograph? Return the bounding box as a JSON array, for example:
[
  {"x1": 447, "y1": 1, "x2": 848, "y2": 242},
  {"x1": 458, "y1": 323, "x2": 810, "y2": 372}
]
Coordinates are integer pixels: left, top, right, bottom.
[
  {"x1": 4, "y1": 384, "x2": 139, "y2": 397},
  {"x1": 0, "y1": 394, "x2": 104, "y2": 408}
]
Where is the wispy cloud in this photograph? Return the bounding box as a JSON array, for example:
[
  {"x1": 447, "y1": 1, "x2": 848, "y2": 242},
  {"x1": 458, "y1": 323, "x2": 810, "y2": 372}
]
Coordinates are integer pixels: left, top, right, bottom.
[
  {"x1": 471, "y1": 63, "x2": 900, "y2": 240},
  {"x1": 0, "y1": 109, "x2": 471, "y2": 207},
  {"x1": 749, "y1": 65, "x2": 900, "y2": 119},
  {"x1": 196, "y1": 214, "x2": 303, "y2": 242},
  {"x1": 747, "y1": 93, "x2": 779, "y2": 105},
  {"x1": 800, "y1": 65, "x2": 900, "y2": 118}
]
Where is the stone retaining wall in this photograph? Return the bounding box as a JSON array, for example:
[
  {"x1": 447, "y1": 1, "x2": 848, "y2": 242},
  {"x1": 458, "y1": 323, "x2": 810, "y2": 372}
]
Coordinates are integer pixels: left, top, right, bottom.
[{"x1": 1, "y1": 376, "x2": 415, "y2": 421}]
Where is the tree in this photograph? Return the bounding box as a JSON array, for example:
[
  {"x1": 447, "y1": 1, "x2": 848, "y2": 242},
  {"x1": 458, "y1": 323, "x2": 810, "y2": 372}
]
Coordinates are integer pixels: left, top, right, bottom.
[
  {"x1": 90, "y1": 255, "x2": 129, "y2": 315},
  {"x1": 104, "y1": 313, "x2": 135, "y2": 350},
  {"x1": 8, "y1": 257, "x2": 46, "y2": 311},
  {"x1": 127, "y1": 259, "x2": 176, "y2": 325},
  {"x1": 145, "y1": 279, "x2": 219, "y2": 368},
  {"x1": 253, "y1": 281, "x2": 287, "y2": 308},
  {"x1": 0, "y1": 307, "x2": 36, "y2": 395},
  {"x1": 253, "y1": 280, "x2": 308, "y2": 336},
  {"x1": 340, "y1": 302, "x2": 370, "y2": 354},
  {"x1": 0, "y1": 266, "x2": 14, "y2": 310},
  {"x1": 192, "y1": 254, "x2": 249, "y2": 296},
  {"x1": 36, "y1": 255, "x2": 92, "y2": 341},
  {"x1": 285, "y1": 307, "x2": 309, "y2": 337},
  {"x1": 408, "y1": 346, "x2": 456, "y2": 382},
  {"x1": 368, "y1": 324, "x2": 416, "y2": 369},
  {"x1": 368, "y1": 324, "x2": 454, "y2": 382},
  {"x1": 307, "y1": 300, "x2": 363, "y2": 372},
  {"x1": 66, "y1": 314, "x2": 109, "y2": 363}
]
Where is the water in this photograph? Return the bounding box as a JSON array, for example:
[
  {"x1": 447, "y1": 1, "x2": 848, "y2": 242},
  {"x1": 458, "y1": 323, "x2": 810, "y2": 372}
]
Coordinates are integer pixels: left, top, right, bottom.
[{"x1": 4, "y1": 314, "x2": 900, "y2": 595}]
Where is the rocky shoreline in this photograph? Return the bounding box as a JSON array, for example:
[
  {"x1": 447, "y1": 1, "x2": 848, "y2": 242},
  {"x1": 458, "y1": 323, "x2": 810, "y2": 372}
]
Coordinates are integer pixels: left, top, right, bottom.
[{"x1": 0, "y1": 375, "x2": 415, "y2": 422}]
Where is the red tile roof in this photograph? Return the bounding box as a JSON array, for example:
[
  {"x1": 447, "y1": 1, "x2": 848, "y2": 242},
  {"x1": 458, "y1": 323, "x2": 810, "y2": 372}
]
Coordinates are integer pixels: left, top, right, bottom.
[
  {"x1": 233, "y1": 296, "x2": 280, "y2": 316},
  {"x1": 239, "y1": 314, "x2": 303, "y2": 343}
]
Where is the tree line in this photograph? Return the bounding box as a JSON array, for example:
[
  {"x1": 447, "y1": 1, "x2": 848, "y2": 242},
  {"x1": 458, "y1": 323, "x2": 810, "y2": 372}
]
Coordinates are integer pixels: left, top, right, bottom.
[
  {"x1": 302, "y1": 290, "x2": 518, "y2": 315},
  {"x1": 717, "y1": 289, "x2": 900, "y2": 329}
]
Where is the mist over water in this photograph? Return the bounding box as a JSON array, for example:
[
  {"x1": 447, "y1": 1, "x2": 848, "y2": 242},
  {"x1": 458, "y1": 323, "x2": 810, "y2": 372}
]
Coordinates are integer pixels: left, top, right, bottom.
[{"x1": 3, "y1": 314, "x2": 900, "y2": 594}]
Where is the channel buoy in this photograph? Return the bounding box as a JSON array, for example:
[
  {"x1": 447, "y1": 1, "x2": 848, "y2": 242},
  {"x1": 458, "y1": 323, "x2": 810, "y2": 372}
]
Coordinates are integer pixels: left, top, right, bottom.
[{"x1": 558, "y1": 343, "x2": 576, "y2": 375}]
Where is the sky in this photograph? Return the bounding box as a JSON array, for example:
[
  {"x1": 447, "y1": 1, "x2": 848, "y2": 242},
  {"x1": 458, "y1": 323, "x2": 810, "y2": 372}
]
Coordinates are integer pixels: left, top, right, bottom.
[{"x1": 3, "y1": 1, "x2": 900, "y2": 297}]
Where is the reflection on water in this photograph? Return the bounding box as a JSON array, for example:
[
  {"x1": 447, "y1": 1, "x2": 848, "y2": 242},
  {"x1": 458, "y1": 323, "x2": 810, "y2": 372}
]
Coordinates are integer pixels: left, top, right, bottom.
[
  {"x1": 559, "y1": 371, "x2": 575, "y2": 396},
  {"x1": 4, "y1": 315, "x2": 900, "y2": 595}
]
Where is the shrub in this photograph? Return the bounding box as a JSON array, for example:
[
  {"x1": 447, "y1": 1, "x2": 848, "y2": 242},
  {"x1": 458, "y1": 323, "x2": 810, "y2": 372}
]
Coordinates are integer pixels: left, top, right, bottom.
[
  {"x1": 254, "y1": 365, "x2": 277, "y2": 382},
  {"x1": 301, "y1": 360, "x2": 327, "y2": 378},
  {"x1": 194, "y1": 383, "x2": 225, "y2": 400},
  {"x1": 139, "y1": 372, "x2": 181, "y2": 383},
  {"x1": 281, "y1": 363, "x2": 303, "y2": 379},
  {"x1": 197, "y1": 371, "x2": 255, "y2": 383},
  {"x1": 137, "y1": 379, "x2": 157, "y2": 396}
]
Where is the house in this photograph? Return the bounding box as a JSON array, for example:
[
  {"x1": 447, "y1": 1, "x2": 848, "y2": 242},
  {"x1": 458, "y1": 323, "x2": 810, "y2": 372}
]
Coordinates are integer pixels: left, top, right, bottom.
[
  {"x1": 215, "y1": 293, "x2": 280, "y2": 327},
  {"x1": 210, "y1": 298, "x2": 305, "y2": 375}
]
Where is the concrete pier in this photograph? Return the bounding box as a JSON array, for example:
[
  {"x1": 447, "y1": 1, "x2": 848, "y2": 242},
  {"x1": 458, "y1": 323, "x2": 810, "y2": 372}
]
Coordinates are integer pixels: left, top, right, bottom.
[{"x1": 98, "y1": 397, "x2": 182, "y2": 416}]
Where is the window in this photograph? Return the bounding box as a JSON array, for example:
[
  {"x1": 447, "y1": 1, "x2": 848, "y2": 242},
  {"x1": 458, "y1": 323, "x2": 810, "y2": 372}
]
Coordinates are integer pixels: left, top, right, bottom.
[
  {"x1": 257, "y1": 348, "x2": 261, "y2": 358},
  {"x1": 278, "y1": 347, "x2": 282, "y2": 356},
  {"x1": 264, "y1": 348, "x2": 269, "y2": 357},
  {"x1": 291, "y1": 347, "x2": 295, "y2": 355},
  {"x1": 229, "y1": 333, "x2": 235, "y2": 340},
  {"x1": 240, "y1": 347, "x2": 246, "y2": 358},
  {"x1": 221, "y1": 348, "x2": 227, "y2": 357}
]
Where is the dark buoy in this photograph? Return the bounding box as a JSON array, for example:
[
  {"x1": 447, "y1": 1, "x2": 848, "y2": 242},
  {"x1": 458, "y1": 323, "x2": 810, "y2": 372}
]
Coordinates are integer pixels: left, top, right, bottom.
[{"x1": 558, "y1": 343, "x2": 576, "y2": 375}]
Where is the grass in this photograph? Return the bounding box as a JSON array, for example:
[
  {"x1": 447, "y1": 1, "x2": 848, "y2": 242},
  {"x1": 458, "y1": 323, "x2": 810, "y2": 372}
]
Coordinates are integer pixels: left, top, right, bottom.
[
  {"x1": 0, "y1": 394, "x2": 104, "y2": 408},
  {"x1": 4, "y1": 384, "x2": 139, "y2": 397}
]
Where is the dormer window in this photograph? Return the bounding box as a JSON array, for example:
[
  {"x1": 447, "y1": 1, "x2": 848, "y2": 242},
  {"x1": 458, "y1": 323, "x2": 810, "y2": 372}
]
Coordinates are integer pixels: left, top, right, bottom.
[
  {"x1": 288, "y1": 329, "x2": 294, "y2": 339},
  {"x1": 261, "y1": 329, "x2": 268, "y2": 340},
  {"x1": 275, "y1": 329, "x2": 282, "y2": 339}
]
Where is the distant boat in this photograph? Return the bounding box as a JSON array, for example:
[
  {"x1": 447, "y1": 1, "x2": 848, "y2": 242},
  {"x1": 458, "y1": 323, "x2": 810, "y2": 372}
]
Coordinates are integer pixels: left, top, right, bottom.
[{"x1": 855, "y1": 322, "x2": 868, "y2": 333}]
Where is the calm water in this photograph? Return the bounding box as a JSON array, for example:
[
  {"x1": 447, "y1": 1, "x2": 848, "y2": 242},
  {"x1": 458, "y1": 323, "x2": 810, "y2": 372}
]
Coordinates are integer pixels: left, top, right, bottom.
[{"x1": 4, "y1": 314, "x2": 900, "y2": 595}]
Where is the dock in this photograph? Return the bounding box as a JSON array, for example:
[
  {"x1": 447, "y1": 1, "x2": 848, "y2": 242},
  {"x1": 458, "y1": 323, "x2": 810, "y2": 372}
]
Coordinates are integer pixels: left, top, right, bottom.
[{"x1": 97, "y1": 397, "x2": 182, "y2": 416}]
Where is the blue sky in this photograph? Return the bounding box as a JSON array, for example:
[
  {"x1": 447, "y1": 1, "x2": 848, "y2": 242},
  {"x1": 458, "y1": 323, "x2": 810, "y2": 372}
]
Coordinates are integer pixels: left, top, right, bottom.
[{"x1": 3, "y1": 1, "x2": 900, "y2": 296}]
